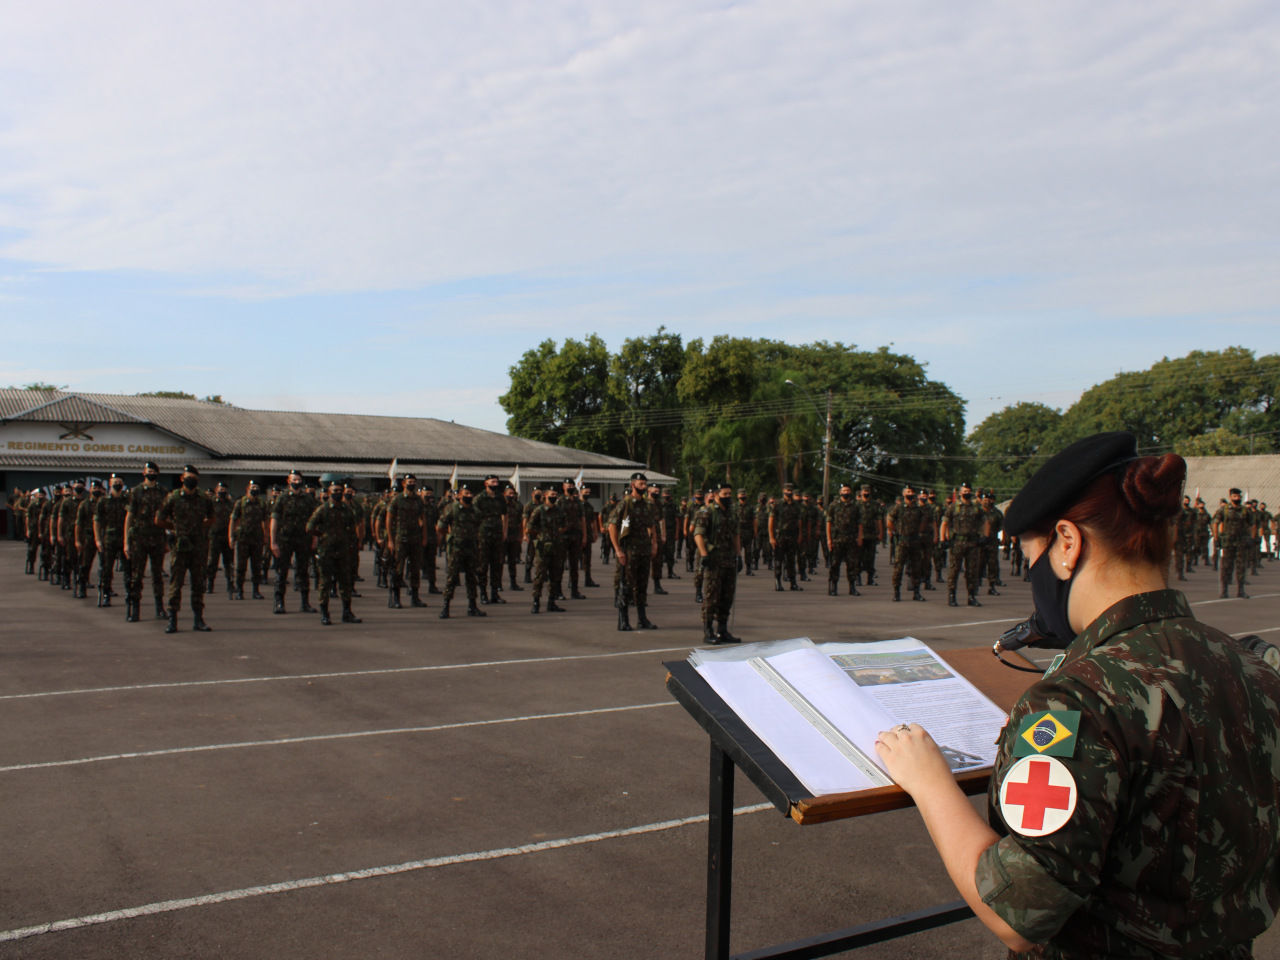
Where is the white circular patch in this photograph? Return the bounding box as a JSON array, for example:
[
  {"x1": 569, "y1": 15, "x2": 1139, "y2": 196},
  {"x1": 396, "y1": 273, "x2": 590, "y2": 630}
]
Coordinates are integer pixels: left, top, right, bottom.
[{"x1": 998, "y1": 754, "x2": 1078, "y2": 838}]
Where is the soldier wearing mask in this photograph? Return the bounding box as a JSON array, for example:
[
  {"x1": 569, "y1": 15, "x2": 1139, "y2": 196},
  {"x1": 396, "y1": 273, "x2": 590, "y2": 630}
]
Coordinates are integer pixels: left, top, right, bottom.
[
  {"x1": 887, "y1": 484, "x2": 933, "y2": 603},
  {"x1": 385, "y1": 473, "x2": 428, "y2": 609},
  {"x1": 24, "y1": 489, "x2": 46, "y2": 576},
  {"x1": 580, "y1": 485, "x2": 600, "y2": 588},
  {"x1": 768, "y1": 484, "x2": 803, "y2": 592},
  {"x1": 1213, "y1": 488, "x2": 1255, "y2": 599},
  {"x1": 648, "y1": 485, "x2": 667, "y2": 596},
  {"x1": 271, "y1": 471, "x2": 319, "y2": 615},
  {"x1": 523, "y1": 488, "x2": 544, "y2": 583},
  {"x1": 826, "y1": 482, "x2": 862, "y2": 596},
  {"x1": 527, "y1": 485, "x2": 566, "y2": 614},
  {"x1": 74, "y1": 480, "x2": 103, "y2": 599},
  {"x1": 941, "y1": 482, "x2": 986, "y2": 607},
  {"x1": 437, "y1": 483, "x2": 485, "y2": 618},
  {"x1": 155, "y1": 464, "x2": 216, "y2": 632},
  {"x1": 694, "y1": 481, "x2": 741, "y2": 644},
  {"x1": 608, "y1": 472, "x2": 659, "y2": 631},
  {"x1": 475, "y1": 474, "x2": 508, "y2": 605},
  {"x1": 124, "y1": 462, "x2": 169, "y2": 622},
  {"x1": 306, "y1": 480, "x2": 362, "y2": 625},
  {"x1": 206, "y1": 481, "x2": 236, "y2": 599},
  {"x1": 57, "y1": 478, "x2": 87, "y2": 593},
  {"x1": 229, "y1": 481, "x2": 268, "y2": 600}
]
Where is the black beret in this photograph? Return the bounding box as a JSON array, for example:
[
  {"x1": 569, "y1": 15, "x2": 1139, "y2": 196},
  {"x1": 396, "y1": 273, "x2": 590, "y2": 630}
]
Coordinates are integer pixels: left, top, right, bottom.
[
  {"x1": 783, "y1": 483, "x2": 794, "y2": 491},
  {"x1": 1004, "y1": 431, "x2": 1138, "y2": 537},
  {"x1": 629, "y1": 472, "x2": 647, "y2": 482},
  {"x1": 485, "y1": 474, "x2": 499, "y2": 481},
  {"x1": 1230, "y1": 488, "x2": 1242, "y2": 496},
  {"x1": 183, "y1": 464, "x2": 200, "y2": 475},
  {"x1": 404, "y1": 473, "x2": 416, "y2": 481},
  {"x1": 144, "y1": 461, "x2": 159, "y2": 471}
]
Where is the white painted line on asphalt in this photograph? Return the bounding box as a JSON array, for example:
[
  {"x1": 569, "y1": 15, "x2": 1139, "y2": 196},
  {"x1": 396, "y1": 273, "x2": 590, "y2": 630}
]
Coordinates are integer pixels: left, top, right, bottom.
[
  {"x1": 0, "y1": 701, "x2": 680, "y2": 773},
  {"x1": 0, "y1": 646, "x2": 696, "y2": 702},
  {"x1": 0, "y1": 801, "x2": 775, "y2": 943}
]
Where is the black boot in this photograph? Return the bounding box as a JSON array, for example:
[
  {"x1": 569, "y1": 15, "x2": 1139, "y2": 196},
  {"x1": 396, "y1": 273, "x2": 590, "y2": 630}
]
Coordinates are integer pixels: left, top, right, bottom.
[
  {"x1": 988, "y1": 585, "x2": 999, "y2": 595},
  {"x1": 274, "y1": 593, "x2": 286, "y2": 614},
  {"x1": 948, "y1": 590, "x2": 958, "y2": 607},
  {"x1": 652, "y1": 581, "x2": 667, "y2": 596},
  {"x1": 491, "y1": 588, "x2": 507, "y2": 604},
  {"x1": 206, "y1": 575, "x2": 215, "y2": 594},
  {"x1": 1238, "y1": 586, "x2": 1250, "y2": 599},
  {"x1": 193, "y1": 609, "x2": 211, "y2": 632},
  {"x1": 236, "y1": 585, "x2": 245, "y2": 600},
  {"x1": 227, "y1": 580, "x2": 235, "y2": 600},
  {"x1": 924, "y1": 581, "x2": 936, "y2": 591},
  {"x1": 547, "y1": 598, "x2": 564, "y2": 612},
  {"x1": 828, "y1": 581, "x2": 838, "y2": 596},
  {"x1": 789, "y1": 578, "x2": 802, "y2": 592},
  {"x1": 252, "y1": 585, "x2": 264, "y2": 599},
  {"x1": 479, "y1": 586, "x2": 491, "y2": 605},
  {"x1": 409, "y1": 588, "x2": 427, "y2": 608},
  {"x1": 342, "y1": 602, "x2": 361, "y2": 623},
  {"x1": 717, "y1": 624, "x2": 742, "y2": 644},
  {"x1": 126, "y1": 596, "x2": 139, "y2": 622},
  {"x1": 912, "y1": 587, "x2": 925, "y2": 601},
  {"x1": 164, "y1": 611, "x2": 178, "y2": 634},
  {"x1": 439, "y1": 601, "x2": 450, "y2": 619},
  {"x1": 524, "y1": 568, "x2": 532, "y2": 584},
  {"x1": 25, "y1": 558, "x2": 34, "y2": 575},
  {"x1": 388, "y1": 587, "x2": 402, "y2": 609},
  {"x1": 300, "y1": 592, "x2": 317, "y2": 614},
  {"x1": 636, "y1": 605, "x2": 657, "y2": 630},
  {"x1": 848, "y1": 582, "x2": 859, "y2": 596},
  {"x1": 617, "y1": 604, "x2": 632, "y2": 632},
  {"x1": 320, "y1": 604, "x2": 332, "y2": 625},
  {"x1": 702, "y1": 620, "x2": 718, "y2": 644},
  {"x1": 509, "y1": 575, "x2": 523, "y2": 592},
  {"x1": 774, "y1": 573, "x2": 784, "y2": 592},
  {"x1": 531, "y1": 598, "x2": 541, "y2": 614},
  {"x1": 695, "y1": 586, "x2": 704, "y2": 603},
  {"x1": 467, "y1": 599, "x2": 487, "y2": 617},
  {"x1": 428, "y1": 582, "x2": 441, "y2": 594},
  {"x1": 968, "y1": 593, "x2": 982, "y2": 607},
  {"x1": 155, "y1": 598, "x2": 167, "y2": 620},
  {"x1": 893, "y1": 587, "x2": 901, "y2": 602}
]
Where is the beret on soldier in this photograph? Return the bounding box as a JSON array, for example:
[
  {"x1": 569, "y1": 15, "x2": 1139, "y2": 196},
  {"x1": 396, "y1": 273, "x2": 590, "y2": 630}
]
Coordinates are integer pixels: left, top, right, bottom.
[
  {"x1": 183, "y1": 464, "x2": 200, "y2": 475},
  {"x1": 144, "y1": 461, "x2": 159, "y2": 471},
  {"x1": 1004, "y1": 431, "x2": 1139, "y2": 538},
  {"x1": 783, "y1": 483, "x2": 794, "y2": 491},
  {"x1": 629, "y1": 472, "x2": 647, "y2": 482},
  {"x1": 1230, "y1": 488, "x2": 1242, "y2": 496}
]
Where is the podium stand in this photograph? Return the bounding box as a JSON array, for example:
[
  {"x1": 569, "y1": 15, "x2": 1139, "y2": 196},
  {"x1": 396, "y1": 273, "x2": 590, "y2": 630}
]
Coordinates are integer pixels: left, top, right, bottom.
[{"x1": 664, "y1": 648, "x2": 1036, "y2": 960}]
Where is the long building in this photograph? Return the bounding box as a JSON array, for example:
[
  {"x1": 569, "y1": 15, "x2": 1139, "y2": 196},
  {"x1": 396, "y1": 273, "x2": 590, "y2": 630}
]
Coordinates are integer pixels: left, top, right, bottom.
[{"x1": 1, "y1": 389, "x2": 674, "y2": 531}]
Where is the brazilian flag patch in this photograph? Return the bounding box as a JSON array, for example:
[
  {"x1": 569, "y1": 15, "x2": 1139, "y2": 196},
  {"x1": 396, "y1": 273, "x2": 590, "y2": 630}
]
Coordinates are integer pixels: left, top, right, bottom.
[{"x1": 1013, "y1": 710, "x2": 1080, "y2": 758}]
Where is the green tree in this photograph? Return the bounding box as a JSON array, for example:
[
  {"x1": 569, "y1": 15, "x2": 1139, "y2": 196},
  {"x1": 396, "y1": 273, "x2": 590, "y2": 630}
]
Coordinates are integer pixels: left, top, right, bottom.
[
  {"x1": 1175, "y1": 428, "x2": 1253, "y2": 457},
  {"x1": 609, "y1": 326, "x2": 685, "y2": 472},
  {"x1": 499, "y1": 336, "x2": 615, "y2": 454},
  {"x1": 4, "y1": 382, "x2": 66, "y2": 391},
  {"x1": 967, "y1": 402, "x2": 1064, "y2": 497}
]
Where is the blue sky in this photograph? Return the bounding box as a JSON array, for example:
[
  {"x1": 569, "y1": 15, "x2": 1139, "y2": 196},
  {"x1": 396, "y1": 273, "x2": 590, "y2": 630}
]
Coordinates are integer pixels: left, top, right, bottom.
[{"x1": 2, "y1": 1, "x2": 1277, "y2": 436}]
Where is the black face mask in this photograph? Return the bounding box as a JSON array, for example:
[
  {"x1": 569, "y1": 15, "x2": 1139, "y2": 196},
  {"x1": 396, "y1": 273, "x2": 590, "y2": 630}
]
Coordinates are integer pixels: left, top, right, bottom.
[
  {"x1": 111, "y1": 484, "x2": 123, "y2": 493},
  {"x1": 961, "y1": 493, "x2": 973, "y2": 501},
  {"x1": 718, "y1": 495, "x2": 732, "y2": 506},
  {"x1": 249, "y1": 489, "x2": 259, "y2": 496},
  {"x1": 461, "y1": 495, "x2": 473, "y2": 504},
  {"x1": 405, "y1": 484, "x2": 416, "y2": 492},
  {"x1": 182, "y1": 477, "x2": 198, "y2": 490},
  {"x1": 1028, "y1": 542, "x2": 1077, "y2": 644},
  {"x1": 92, "y1": 490, "x2": 103, "y2": 498},
  {"x1": 74, "y1": 486, "x2": 85, "y2": 495},
  {"x1": 840, "y1": 493, "x2": 851, "y2": 500},
  {"x1": 332, "y1": 491, "x2": 343, "y2": 502},
  {"x1": 290, "y1": 481, "x2": 301, "y2": 490}
]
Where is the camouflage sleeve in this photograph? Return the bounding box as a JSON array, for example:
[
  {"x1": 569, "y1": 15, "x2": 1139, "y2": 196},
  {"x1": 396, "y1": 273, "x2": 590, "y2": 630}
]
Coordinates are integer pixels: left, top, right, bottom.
[
  {"x1": 156, "y1": 492, "x2": 174, "y2": 524},
  {"x1": 975, "y1": 677, "x2": 1130, "y2": 944},
  {"x1": 692, "y1": 507, "x2": 710, "y2": 539},
  {"x1": 305, "y1": 506, "x2": 323, "y2": 536}
]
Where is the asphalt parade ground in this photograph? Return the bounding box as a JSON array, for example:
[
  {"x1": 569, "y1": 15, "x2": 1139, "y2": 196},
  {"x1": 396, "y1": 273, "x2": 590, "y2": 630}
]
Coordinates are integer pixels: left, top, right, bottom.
[{"x1": 3, "y1": 539, "x2": 1279, "y2": 960}]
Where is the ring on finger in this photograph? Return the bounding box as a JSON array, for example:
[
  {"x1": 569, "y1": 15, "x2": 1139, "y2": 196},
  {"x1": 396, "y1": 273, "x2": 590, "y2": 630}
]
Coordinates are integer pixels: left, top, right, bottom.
[{"x1": 897, "y1": 723, "x2": 911, "y2": 732}]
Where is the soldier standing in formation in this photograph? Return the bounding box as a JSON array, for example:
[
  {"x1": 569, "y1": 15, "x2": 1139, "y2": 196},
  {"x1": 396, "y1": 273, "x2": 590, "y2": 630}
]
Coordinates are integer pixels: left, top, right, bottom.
[
  {"x1": 24, "y1": 489, "x2": 45, "y2": 575},
  {"x1": 420, "y1": 486, "x2": 441, "y2": 594},
  {"x1": 1213, "y1": 488, "x2": 1254, "y2": 599},
  {"x1": 528, "y1": 484, "x2": 566, "y2": 614},
  {"x1": 980, "y1": 491, "x2": 1003, "y2": 595},
  {"x1": 887, "y1": 484, "x2": 933, "y2": 602},
  {"x1": 74, "y1": 480, "x2": 102, "y2": 599},
  {"x1": 694, "y1": 480, "x2": 741, "y2": 643},
  {"x1": 941, "y1": 482, "x2": 987, "y2": 607},
  {"x1": 683, "y1": 490, "x2": 703, "y2": 573},
  {"x1": 648, "y1": 486, "x2": 668, "y2": 595},
  {"x1": 124, "y1": 462, "x2": 169, "y2": 622},
  {"x1": 206, "y1": 481, "x2": 236, "y2": 599},
  {"x1": 581, "y1": 485, "x2": 600, "y2": 588},
  {"x1": 661, "y1": 487, "x2": 680, "y2": 582},
  {"x1": 155, "y1": 464, "x2": 215, "y2": 633},
  {"x1": 1193, "y1": 498, "x2": 1211, "y2": 566},
  {"x1": 522, "y1": 488, "x2": 543, "y2": 583},
  {"x1": 503, "y1": 483, "x2": 525, "y2": 592},
  {"x1": 856, "y1": 485, "x2": 881, "y2": 586},
  {"x1": 560, "y1": 481, "x2": 587, "y2": 600},
  {"x1": 229, "y1": 480, "x2": 268, "y2": 599},
  {"x1": 826, "y1": 482, "x2": 862, "y2": 596},
  {"x1": 769, "y1": 483, "x2": 803, "y2": 591},
  {"x1": 385, "y1": 475, "x2": 427, "y2": 609},
  {"x1": 93, "y1": 476, "x2": 128, "y2": 606},
  {"x1": 1173, "y1": 495, "x2": 1195, "y2": 581},
  {"x1": 57, "y1": 478, "x2": 87, "y2": 593},
  {"x1": 735, "y1": 489, "x2": 755, "y2": 576},
  {"x1": 437, "y1": 483, "x2": 485, "y2": 619},
  {"x1": 272, "y1": 470, "x2": 319, "y2": 615},
  {"x1": 306, "y1": 479, "x2": 362, "y2": 625},
  {"x1": 475, "y1": 475, "x2": 507, "y2": 605},
  {"x1": 609, "y1": 472, "x2": 658, "y2": 631}
]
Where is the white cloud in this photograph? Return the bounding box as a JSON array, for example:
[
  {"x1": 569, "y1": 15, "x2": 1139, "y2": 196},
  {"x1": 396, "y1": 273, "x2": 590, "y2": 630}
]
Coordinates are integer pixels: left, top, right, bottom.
[{"x1": 0, "y1": 0, "x2": 1275, "y2": 326}]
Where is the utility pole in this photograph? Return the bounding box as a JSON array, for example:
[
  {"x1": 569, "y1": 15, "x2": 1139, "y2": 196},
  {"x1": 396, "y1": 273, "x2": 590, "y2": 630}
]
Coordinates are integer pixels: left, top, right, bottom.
[{"x1": 823, "y1": 389, "x2": 833, "y2": 508}]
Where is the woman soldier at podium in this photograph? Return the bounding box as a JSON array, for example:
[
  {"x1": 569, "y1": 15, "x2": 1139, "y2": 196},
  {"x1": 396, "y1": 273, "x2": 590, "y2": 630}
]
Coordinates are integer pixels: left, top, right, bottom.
[{"x1": 874, "y1": 432, "x2": 1280, "y2": 958}]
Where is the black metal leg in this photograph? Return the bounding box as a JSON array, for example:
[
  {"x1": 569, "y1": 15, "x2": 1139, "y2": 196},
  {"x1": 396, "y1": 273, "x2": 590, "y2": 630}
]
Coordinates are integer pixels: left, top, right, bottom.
[{"x1": 707, "y1": 740, "x2": 735, "y2": 960}]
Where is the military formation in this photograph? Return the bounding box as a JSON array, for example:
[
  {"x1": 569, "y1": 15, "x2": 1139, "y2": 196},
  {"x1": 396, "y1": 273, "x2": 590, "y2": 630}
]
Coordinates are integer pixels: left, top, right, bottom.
[{"x1": 10, "y1": 470, "x2": 1276, "y2": 641}]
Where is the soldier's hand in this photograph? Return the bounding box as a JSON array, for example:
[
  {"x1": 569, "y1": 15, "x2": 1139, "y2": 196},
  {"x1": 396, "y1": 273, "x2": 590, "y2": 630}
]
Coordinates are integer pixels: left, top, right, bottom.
[{"x1": 271, "y1": 542, "x2": 281, "y2": 558}]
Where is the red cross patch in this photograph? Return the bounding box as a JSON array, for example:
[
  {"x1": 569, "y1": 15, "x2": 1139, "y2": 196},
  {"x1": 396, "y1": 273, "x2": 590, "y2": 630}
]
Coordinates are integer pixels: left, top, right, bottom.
[{"x1": 998, "y1": 755, "x2": 1077, "y2": 837}]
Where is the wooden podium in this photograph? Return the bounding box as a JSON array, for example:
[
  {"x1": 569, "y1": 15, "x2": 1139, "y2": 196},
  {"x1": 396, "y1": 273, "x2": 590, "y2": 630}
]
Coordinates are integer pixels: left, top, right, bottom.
[{"x1": 664, "y1": 647, "x2": 1036, "y2": 960}]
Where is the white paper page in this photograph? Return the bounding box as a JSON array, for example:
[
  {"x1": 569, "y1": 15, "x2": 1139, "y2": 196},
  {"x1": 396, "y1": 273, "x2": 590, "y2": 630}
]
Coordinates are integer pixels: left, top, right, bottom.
[
  {"x1": 694, "y1": 647, "x2": 896, "y2": 796},
  {"x1": 820, "y1": 638, "x2": 1008, "y2": 770}
]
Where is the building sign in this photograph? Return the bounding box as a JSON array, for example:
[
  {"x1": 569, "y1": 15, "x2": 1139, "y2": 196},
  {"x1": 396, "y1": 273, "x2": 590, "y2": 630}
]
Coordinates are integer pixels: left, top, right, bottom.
[{"x1": 0, "y1": 422, "x2": 206, "y2": 459}]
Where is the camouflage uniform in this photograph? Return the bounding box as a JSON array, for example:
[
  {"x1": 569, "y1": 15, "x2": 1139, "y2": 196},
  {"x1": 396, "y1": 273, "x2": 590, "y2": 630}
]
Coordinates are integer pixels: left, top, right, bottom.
[
  {"x1": 306, "y1": 497, "x2": 359, "y2": 619},
  {"x1": 1212, "y1": 501, "x2": 1253, "y2": 597},
  {"x1": 887, "y1": 499, "x2": 932, "y2": 599},
  {"x1": 684, "y1": 496, "x2": 703, "y2": 573},
  {"x1": 503, "y1": 493, "x2": 525, "y2": 590},
  {"x1": 370, "y1": 496, "x2": 391, "y2": 588},
  {"x1": 581, "y1": 494, "x2": 599, "y2": 587},
  {"x1": 57, "y1": 490, "x2": 86, "y2": 591},
  {"x1": 825, "y1": 495, "x2": 861, "y2": 594},
  {"x1": 206, "y1": 491, "x2": 235, "y2": 594},
  {"x1": 126, "y1": 480, "x2": 169, "y2": 616},
  {"x1": 1174, "y1": 502, "x2": 1196, "y2": 580},
  {"x1": 230, "y1": 491, "x2": 268, "y2": 596},
  {"x1": 522, "y1": 493, "x2": 543, "y2": 583},
  {"x1": 981, "y1": 501, "x2": 1003, "y2": 592},
  {"x1": 420, "y1": 494, "x2": 441, "y2": 593},
  {"x1": 75, "y1": 493, "x2": 100, "y2": 598},
  {"x1": 610, "y1": 493, "x2": 658, "y2": 628},
  {"x1": 735, "y1": 494, "x2": 756, "y2": 576},
  {"x1": 661, "y1": 494, "x2": 680, "y2": 578},
  {"x1": 560, "y1": 492, "x2": 586, "y2": 598},
  {"x1": 475, "y1": 487, "x2": 507, "y2": 603},
  {"x1": 694, "y1": 498, "x2": 739, "y2": 636},
  {"x1": 39, "y1": 494, "x2": 58, "y2": 579},
  {"x1": 1193, "y1": 505, "x2": 1212, "y2": 566},
  {"x1": 93, "y1": 491, "x2": 127, "y2": 602},
  {"x1": 977, "y1": 590, "x2": 1280, "y2": 957},
  {"x1": 386, "y1": 489, "x2": 426, "y2": 603},
  {"x1": 769, "y1": 494, "x2": 803, "y2": 589},
  {"x1": 156, "y1": 487, "x2": 215, "y2": 619},
  {"x1": 439, "y1": 497, "x2": 483, "y2": 611},
  {"x1": 272, "y1": 488, "x2": 318, "y2": 612},
  {"x1": 857, "y1": 495, "x2": 881, "y2": 585},
  {"x1": 648, "y1": 491, "x2": 667, "y2": 594},
  {"x1": 527, "y1": 498, "x2": 566, "y2": 606},
  {"x1": 943, "y1": 498, "x2": 985, "y2": 602},
  {"x1": 24, "y1": 494, "x2": 44, "y2": 573}
]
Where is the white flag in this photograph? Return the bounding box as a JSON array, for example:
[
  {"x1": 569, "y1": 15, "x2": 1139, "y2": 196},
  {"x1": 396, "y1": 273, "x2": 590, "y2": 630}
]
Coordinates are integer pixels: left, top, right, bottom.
[
  {"x1": 448, "y1": 463, "x2": 458, "y2": 491},
  {"x1": 387, "y1": 458, "x2": 398, "y2": 482},
  {"x1": 574, "y1": 466, "x2": 584, "y2": 490},
  {"x1": 508, "y1": 464, "x2": 520, "y2": 490}
]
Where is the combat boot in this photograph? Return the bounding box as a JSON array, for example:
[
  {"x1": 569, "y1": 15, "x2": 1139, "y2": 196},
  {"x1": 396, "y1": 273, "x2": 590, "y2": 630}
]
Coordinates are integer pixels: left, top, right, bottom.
[
  {"x1": 98, "y1": 582, "x2": 108, "y2": 607},
  {"x1": 667, "y1": 563, "x2": 680, "y2": 580},
  {"x1": 252, "y1": 585, "x2": 264, "y2": 600},
  {"x1": 467, "y1": 599, "x2": 486, "y2": 617},
  {"x1": 988, "y1": 585, "x2": 999, "y2": 595},
  {"x1": 24, "y1": 558, "x2": 34, "y2": 575},
  {"x1": 236, "y1": 586, "x2": 245, "y2": 600},
  {"x1": 636, "y1": 604, "x2": 657, "y2": 630},
  {"x1": 155, "y1": 598, "x2": 167, "y2": 620},
  {"x1": 388, "y1": 587, "x2": 402, "y2": 609},
  {"x1": 617, "y1": 605, "x2": 632, "y2": 632},
  {"x1": 702, "y1": 621, "x2": 718, "y2": 644},
  {"x1": 967, "y1": 593, "x2": 982, "y2": 607},
  {"x1": 924, "y1": 580, "x2": 936, "y2": 591},
  {"x1": 848, "y1": 582, "x2": 859, "y2": 596},
  {"x1": 948, "y1": 590, "x2": 958, "y2": 607},
  {"x1": 695, "y1": 586, "x2": 704, "y2": 604},
  {"x1": 320, "y1": 602, "x2": 332, "y2": 626},
  {"x1": 531, "y1": 598, "x2": 541, "y2": 614},
  {"x1": 547, "y1": 598, "x2": 564, "y2": 613},
  {"x1": 164, "y1": 611, "x2": 178, "y2": 634},
  {"x1": 827, "y1": 581, "x2": 837, "y2": 596},
  {"x1": 717, "y1": 625, "x2": 742, "y2": 644},
  {"x1": 428, "y1": 582, "x2": 441, "y2": 594},
  {"x1": 206, "y1": 574, "x2": 215, "y2": 594},
  {"x1": 409, "y1": 588, "x2": 427, "y2": 608},
  {"x1": 509, "y1": 574, "x2": 524, "y2": 592},
  {"x1": 126, "y1": 596, "x2": 139, "y2": 622},
  {"x1": 774, "y1": 572, "x2": 784, "y2": 592},
  {"x1": 1238, "y1": 586, "x2": 1250, "y2": 599},
  {"x1": 299, "y1": 592, "x2": 317, "y2": 614},
  {"x1": 789, "y1": 578, "x2": 802, "y2": 592},
  {"x1": 912, "y1": 587, "x2": 925, "y2": 602},
  {"x1": 227, "y1": 579, "x2": 235, "y2": 600},
  {"x1": 38, "y1": 563, "x2": 47, "y2": 581},
  {"x1": 798, "y1": 570, "x2": 810, "y2": 582},
  {"x1": 651, "y1": 581, "x2": 667, "y2": 596},
  {"x1": 524, "y1": 568, "x2": 532, "y2": 584},
  {"x1": 342, "y1": 602, "x2": 361, "y2": 623},
  {"x1": 438, "y1": 601, "x2": 451, "y2": 619},
  {"x1": 490, "y1": 588, "x2": 507, "y2": 603},
  {"x1": 193, "y1": 609, "x2": 211, "y2": 632},
  {"x1": 275, "y1": 593, "x2": 287, "y2": 614},
  {"x1": 479, "y1": 586, "x2": 491, "y2": 605}
]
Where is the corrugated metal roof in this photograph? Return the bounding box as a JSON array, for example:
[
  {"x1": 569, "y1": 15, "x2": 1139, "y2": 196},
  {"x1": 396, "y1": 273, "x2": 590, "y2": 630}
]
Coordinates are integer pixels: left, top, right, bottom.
[
  {"x1": 1184, "y1": 455, "x2": 1280, "y2": 509},
  {"x1": 0, "y1": 392, "x2": 141, "y2": 424},
  {"x1": 0, "y1": 390, "x2": 644, "y2": 469}
]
